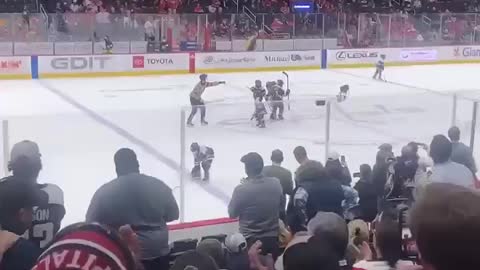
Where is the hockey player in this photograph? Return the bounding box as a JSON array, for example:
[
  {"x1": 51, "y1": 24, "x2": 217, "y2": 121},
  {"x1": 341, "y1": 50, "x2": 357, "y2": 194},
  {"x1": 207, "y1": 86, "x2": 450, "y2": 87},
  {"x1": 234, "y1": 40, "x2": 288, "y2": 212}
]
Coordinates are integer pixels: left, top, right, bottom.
[
  {"x1": 373, "y1": 54, "x2": 386, "y2": 80},
  {"x1": 190, "y1": 142, "x2": 215, "y2": 181},
  {"x1": 186, "y1": 74, "x2": 226, "y2": 127},
  {"x1": 250, "y1": 80, "x2": 267, "y2": 128},
  {"x1": 267, "y1": 80, "x2": 290, "y2": 120},
  {"x1": 104, "y1": 35, "x2": 113, "y2": 54},
  {"x1": 336, "y1": 84, "x2": 350, "y2": 102}
]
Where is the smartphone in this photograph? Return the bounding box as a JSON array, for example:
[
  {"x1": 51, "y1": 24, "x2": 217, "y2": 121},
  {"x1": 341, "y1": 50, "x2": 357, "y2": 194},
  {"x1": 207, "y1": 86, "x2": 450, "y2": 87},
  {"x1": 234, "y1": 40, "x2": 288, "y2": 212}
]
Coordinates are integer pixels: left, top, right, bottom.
[{"x1": 353, "y1": 172, "x2": 361, "y2": 178}]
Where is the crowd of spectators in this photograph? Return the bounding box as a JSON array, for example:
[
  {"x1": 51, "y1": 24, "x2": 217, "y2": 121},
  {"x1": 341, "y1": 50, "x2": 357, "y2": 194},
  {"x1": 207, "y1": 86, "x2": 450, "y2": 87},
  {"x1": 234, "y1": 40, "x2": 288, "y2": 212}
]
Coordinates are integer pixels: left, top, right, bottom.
[{"x1": 1, "y1": 124, "x2": 480, "y2": 270}]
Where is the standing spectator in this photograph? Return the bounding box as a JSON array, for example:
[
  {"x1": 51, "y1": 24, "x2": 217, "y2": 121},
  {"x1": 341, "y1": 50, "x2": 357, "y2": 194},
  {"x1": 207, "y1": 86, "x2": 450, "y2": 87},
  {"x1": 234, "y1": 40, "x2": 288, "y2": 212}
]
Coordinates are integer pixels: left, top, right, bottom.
[
  {"x1": 372, "y1": 144, "x2": 394, "y2": 202},
  {"x1": 448, "y1": 126, "x2": 477, "y2": 174},
  {"x1": 325, "y1": 152, "x2": 357, "y2": 216},
  {"x1": 0, "y1": 179, "x2": 44, "y2": 270},
  {"x1": 4, "y1": 140, "x2": 65, "y2": 250},
  {"x1": 289, "y1": 160, "x2": 345, "y2": 228},
  {"x1": 427, "y1": 135, "x2": 475, "y2": 188},
  {"x1": 144, "y1": 16, "x2": 155, "y2": 41},
  {"x1": 86, "y1": 148, "x2": 179, "y2": 270},
  {"x1": 410, "y1": 183, "x2": 480, "y2": 270},
  {"x1": 354, "y1": 164, "x2": 377, "y2": 222},
  {"x1": 353, "y1": 212, "x2": 413, "y2": 270},
  {"x1": 293, "y1": 145, "x2": 312, "y2": 184},
  {"x1": 263, "y1": 149, "x2": 294, "y2": 221},
  {"x1": 228, "y1": 152, "x2": 283, "y2": 259}
]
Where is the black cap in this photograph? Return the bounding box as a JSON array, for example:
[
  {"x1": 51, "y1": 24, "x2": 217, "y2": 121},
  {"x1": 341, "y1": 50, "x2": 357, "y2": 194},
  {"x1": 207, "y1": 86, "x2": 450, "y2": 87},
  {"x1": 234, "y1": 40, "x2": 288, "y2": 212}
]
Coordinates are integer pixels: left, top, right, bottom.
[
  {"x1": 241, "y1": 152, "x2": 264, "y2": 169},
  {"x1": 0, "y1": 179, "x2": 46, "y2": 219},
  {"x1": 378, "y1": 143, "x2": 392, "y2": 152},
  {"x1": 271, "y1": 149, "x2": 284, "y2": 163}
]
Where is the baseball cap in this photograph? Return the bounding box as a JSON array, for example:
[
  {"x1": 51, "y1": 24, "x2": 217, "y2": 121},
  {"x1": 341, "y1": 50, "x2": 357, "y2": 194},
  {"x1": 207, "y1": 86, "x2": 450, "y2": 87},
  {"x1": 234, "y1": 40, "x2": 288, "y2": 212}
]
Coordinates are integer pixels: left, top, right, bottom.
[
  {"x1": 240, "y1": 152, "x2": 264, "y2": 169},
  {"x1": 10, "y1": 140, "x2": 41, "y2": 164},
  {"x1": 0, "y1": 179, "x2": 47, "y2": 219},
  {"x1": 225, "y1": 233, "x2": 247, "y2": 253},
  {"x1": 327, "y1": 151, "x2": 340, "y2": 161}
]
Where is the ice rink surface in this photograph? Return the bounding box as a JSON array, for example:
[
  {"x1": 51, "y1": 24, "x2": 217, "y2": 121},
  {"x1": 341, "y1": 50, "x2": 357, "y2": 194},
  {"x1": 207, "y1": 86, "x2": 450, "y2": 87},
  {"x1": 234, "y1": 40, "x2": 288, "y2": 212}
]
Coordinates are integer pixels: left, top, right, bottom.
[{"x1": 1, "y1": 64, "x2": 480, "y2": 226}]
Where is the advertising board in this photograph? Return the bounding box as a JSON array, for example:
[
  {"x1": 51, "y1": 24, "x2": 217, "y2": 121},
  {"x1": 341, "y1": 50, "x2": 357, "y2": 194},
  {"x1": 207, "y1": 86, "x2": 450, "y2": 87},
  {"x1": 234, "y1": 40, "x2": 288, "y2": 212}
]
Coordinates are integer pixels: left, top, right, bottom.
[
  {"x1": 130, "y1": 54, "x2": 189, "y2": 72},
  {"x1": 399, "y1": 49, "x2": 437, "y2": 62},
  {"x1": 0, "y1": 56, "x2": 31, "y2": 79},
  {"x1": 196, "y1": 50, "x2": 321, "y2": 72}
]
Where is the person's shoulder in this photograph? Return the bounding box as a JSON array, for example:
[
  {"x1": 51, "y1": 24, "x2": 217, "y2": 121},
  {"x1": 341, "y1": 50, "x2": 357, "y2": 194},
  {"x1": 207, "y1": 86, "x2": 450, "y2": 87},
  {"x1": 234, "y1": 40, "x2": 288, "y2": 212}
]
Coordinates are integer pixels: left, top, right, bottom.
[
  {"x1": 139, "y1": 174, "x2": 171, "y2": 189},
  {"x1": 38, "y1": 183, "x2": 64, "y2": 205}
]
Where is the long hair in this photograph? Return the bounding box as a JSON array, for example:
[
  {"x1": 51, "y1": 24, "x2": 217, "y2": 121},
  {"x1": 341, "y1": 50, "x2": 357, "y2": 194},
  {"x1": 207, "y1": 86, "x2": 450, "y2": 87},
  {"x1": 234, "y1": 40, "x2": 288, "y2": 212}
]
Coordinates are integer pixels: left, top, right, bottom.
[{"x1": 376, "y1": 213, "x2": 402, "y2": 268}]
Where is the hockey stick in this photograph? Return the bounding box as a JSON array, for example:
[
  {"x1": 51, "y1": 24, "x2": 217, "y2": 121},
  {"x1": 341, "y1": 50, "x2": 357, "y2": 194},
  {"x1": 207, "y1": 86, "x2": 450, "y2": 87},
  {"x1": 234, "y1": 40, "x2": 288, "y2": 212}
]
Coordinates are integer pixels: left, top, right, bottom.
[{"x1": 282, "y1": 71, "x2": 290, "y2": 110}]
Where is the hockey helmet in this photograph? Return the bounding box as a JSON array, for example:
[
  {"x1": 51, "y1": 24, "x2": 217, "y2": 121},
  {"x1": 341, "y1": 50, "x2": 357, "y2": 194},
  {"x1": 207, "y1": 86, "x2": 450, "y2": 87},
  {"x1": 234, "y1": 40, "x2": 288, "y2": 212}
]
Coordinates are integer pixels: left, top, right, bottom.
[
  {"x1": 190, "y1": 142, "x2": 200, "y2": 152},
  {"x1": 199, "y1": 74, "x2": 208, "y2": 81},
  {"x1": 255, "y1": 80, "x2": 262, "y2": 87},
  {"x1": 380, "y1": 54, "x2": 386, "y2": 59},
  {"x1": 277, "y1": 79, "x2": 284, "y2": 86}
]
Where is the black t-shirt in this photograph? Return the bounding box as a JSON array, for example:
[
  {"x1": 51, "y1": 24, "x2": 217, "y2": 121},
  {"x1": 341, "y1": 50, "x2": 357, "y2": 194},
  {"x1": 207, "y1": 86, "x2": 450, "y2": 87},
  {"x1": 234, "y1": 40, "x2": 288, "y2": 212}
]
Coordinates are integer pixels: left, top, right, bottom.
[{"x1": 1, "y1": 238, "x2": 41, "y2": 270}]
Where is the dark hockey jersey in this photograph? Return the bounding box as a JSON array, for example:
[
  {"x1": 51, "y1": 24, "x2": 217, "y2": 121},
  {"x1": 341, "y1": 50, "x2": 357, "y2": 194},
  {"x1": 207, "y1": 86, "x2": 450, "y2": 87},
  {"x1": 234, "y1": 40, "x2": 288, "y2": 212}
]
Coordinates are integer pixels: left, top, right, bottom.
[
  {"x1": 267, "y1": 84, "x2": 286, "y2": 101},
  {"x1": 376, "y1": 59, "x2": 385, "y2": 70},
  {"x1": 26, "y1": 183, "x2": 65, "y2": 249},
  {"x1": 193, "y1": 145, "x2": 215, "y2": 166}
]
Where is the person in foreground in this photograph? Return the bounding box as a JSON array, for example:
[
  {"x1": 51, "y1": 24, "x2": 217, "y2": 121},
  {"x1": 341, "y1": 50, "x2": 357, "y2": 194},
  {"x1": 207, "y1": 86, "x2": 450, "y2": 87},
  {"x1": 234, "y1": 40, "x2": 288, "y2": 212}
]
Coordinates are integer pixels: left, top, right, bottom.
[
  {"x1": 228, "y1": 152, "x2": 283, "y2": 260},
  {"x1": 86, "y1": 148, "x2": 179, "y2": 270}
]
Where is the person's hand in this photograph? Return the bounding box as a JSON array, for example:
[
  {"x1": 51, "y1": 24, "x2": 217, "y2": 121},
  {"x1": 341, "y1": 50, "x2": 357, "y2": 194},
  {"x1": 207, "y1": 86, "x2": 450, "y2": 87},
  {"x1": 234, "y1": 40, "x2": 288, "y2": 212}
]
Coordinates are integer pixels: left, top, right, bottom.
[
  {"x1": 359, "y1": 241, "x2": 373, "y2": 261},
  {"x1": 0, "y1": 231, "x2": 19, "y2": 263},
  {"x1": 248, "y1": 241, "x2": 273, "y2": 270}
]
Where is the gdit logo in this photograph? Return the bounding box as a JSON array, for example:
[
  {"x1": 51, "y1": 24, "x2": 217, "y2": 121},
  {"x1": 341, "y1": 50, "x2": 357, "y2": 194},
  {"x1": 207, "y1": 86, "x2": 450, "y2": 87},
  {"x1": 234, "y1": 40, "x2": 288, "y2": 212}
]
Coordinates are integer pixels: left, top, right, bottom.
[{"x1": 51, "y1": 57, "x2": 110, "y2": 70}]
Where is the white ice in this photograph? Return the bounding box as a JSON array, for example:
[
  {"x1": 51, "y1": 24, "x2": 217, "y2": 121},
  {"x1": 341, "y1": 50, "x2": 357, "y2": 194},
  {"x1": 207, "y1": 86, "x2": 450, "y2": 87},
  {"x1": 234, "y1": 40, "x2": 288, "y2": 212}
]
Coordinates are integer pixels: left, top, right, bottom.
[{"x1": 1, "y1": 64, "x2": 480, "y2": 226}]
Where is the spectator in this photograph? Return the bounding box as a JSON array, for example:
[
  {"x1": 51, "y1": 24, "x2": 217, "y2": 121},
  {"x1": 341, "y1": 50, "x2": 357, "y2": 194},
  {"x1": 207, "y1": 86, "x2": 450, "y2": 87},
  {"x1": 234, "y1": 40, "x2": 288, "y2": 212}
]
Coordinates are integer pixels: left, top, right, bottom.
[
  {"x1": 4, "y1": 140, "x2": 65, "y2": 250},
  {"x1": 427, "y1": 134, "x2": 475, "y2": 188},
  {"x1": 390, "y1": 144, "x2": 419, "y2": 198},
  {"x1": 31, "y1": 223, "x2": 139, "y2": 270},
  {"x1": 372, "y1": 143, "x2": 394, "y2": 197},
  {"x1": 448, "y1": 126, "x2": 477, "y2": 174},
  {"x1": 353, "y1": 211, "x2": 413, "y2": 270},
  {"x1": 194, "y1": 3, "x2": 205, "y2": 12},
  {"x1": 262, "y1": 149, "x2": 294, "y2": 220},
  {"x1": 325, "y1": 152, "x2": 357, "y2": 216},
  {"x1": 283, "y1": 237, "x2": 342, "y2": 270},
  {"x1": 280, "y1": 1, "x2": 290, "y2": 14},
  {"x1": 346, "y1": 219, "x2": 369, "y2": 265},
  {"x1": 289, "y1": 161, "x2": 344, "y2": 229},
  {"x1": 293, "y1": 145, "x2": 312, "y2": 184},
  {"x1": 196, "y1": 239, "x2": 226, "y2": 269},
  {"x1": 410, "y1": 183, "x2": 480, "y2": 270},
  {"x1": 354, "y1": 164, "x2": 377, "y2": 222},
  {"x1": 171, "y1": 250, "x2": 219, "y2": 270},
  {"x1": 225, "y1": 233, "x2": 250, "y2": 270},
  {"x1": 228, "y1": 152, "x2": 283, "y2": 259},
  {"x1": 86, "y1": 148, "x2": 179, "y2": 270},
  {"x1": 307, "y1": 212, "x2": 350, "y2": 270},
  {"x1": 0, "y1": 178, "x2": 45, "y2": 270}
]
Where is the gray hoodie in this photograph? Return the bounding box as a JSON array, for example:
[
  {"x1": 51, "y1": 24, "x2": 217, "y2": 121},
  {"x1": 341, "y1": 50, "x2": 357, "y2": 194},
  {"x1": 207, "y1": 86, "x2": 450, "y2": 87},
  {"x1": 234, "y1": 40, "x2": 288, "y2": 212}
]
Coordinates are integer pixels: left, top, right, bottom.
[{"x1": 228, "y1": 175, "x2": 283, "y2": 239}]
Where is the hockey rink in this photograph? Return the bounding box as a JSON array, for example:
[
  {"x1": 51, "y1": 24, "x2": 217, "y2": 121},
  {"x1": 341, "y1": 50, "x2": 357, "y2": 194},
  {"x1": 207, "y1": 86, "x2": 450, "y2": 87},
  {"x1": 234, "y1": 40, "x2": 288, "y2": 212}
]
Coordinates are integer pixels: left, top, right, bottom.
[{"x1": 1, "y1": 64, "x2": 480, "y2": 226}]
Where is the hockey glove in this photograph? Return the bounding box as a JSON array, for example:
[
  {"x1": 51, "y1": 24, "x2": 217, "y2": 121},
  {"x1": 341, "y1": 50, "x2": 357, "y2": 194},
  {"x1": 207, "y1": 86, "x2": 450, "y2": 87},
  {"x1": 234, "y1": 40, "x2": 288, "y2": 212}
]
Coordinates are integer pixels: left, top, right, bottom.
[{"x1": 219, "y1": 81, "x2": 226, "y2": 84}]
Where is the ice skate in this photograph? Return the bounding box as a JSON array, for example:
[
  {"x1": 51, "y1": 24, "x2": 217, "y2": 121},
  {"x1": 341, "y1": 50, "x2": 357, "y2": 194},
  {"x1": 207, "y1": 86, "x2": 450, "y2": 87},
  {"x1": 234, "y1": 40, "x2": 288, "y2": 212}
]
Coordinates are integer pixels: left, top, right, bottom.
[
  {"x1": 187, "y1": 122, "x2": 194, "y2": 127},
  {"x1": 278, "y1": 114, "x2": 284, "y2": 120},
  {"x1": 201, "y1": 120, "x2": 208, "y2": 126}
]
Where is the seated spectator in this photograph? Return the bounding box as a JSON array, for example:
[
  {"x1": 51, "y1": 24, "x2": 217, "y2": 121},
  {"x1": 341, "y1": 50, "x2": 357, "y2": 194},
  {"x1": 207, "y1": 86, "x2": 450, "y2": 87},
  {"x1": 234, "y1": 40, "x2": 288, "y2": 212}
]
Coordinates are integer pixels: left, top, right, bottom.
[
  {"x1": 194, "y1": 3, "x2": 205, "y2": 12},
  {"x1": 4, "y1": 140, "x2": 65, "y2": 250},
  {"x1": 448, "y1": 126, "x2": 477, "y2": 174},
  {"x1": 225, "y1": 233, "x2": 250, "y2": 270},
  {"x1": 307, "y1": 212, "x2": 350, "y2": 270},
  {"x1": 325, "y1": 152, "x2": 357, "y2": 216},
  {"x1": 426, "y1": 135, "x2": 475, "y2": 188},
  {"x1": 86, "y1": 148, "x2": 179, "y2": 270},
  {"x1": 171, "y1": 250, "x2": 219, "y2": 270},
  {"x1": 283, "y1": 237, "x2": 342, "y2": 270},
  {"x1": 196, "y1": 238, "x2": 226, "y2": 269},
  {"x1": 354, "y1": 164, "x2": 377, "y2": 222},
  {"x1": 410, "y1": 183, "x2": 480, "y2": 270},
  {"x1": 0, "y1": 178, "x2": 45, "y2": 270},
  {"x1": 289, "y1": 161, "x2": 345, "y2": 228},
  {"x1": 263, "y1": 149, "x2": 294, "y2": 221},
  {"x1": 32, "y1": 223, "x2": 139, "y2": 270},
  {"x1": 353, "y1": 212, "x2": 413, "y2": 270},
  {"x1": 228, "y1": 152, "x2": 283, "y2": 259}
]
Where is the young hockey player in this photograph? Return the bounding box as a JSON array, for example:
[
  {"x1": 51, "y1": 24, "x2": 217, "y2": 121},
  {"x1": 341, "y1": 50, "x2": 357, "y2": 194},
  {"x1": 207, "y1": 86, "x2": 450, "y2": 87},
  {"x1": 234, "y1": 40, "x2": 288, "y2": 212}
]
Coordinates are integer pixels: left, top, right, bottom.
[
  {"x1": 373, "y1": 54, "x2": 386, "y2": 80},
  {"x1": 267, "y1": 80, "x2": 290, "y2": 120},
  {"x1": 186, "y1": 74, "x2": 226, "y2": 127},
  {"x1": 336, "y1": 84, "x2": 350, "y2": 102},
  {"x1": 250, "y1": 80, "x2": 267, "y2": 128},
  {"x1": 104, "y1": 35, "x2": 113, "y2": 54},
  {"x1": 190, "y1": 142, "x2": 215, "y2": 181}
]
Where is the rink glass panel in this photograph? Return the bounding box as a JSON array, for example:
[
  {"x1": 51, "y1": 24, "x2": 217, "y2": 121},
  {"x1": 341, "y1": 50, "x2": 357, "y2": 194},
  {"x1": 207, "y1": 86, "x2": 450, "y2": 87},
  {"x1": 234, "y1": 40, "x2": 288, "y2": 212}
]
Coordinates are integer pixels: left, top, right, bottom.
[
  {"x1": 3, "y1": 109, "x2": 183, "y2": 226},
  {"x1": 181, "y1": 98, "x2": 327, "y2": 218},
  {"x1": 330, "y1": 92, "x2": 456, "y2": 177}
]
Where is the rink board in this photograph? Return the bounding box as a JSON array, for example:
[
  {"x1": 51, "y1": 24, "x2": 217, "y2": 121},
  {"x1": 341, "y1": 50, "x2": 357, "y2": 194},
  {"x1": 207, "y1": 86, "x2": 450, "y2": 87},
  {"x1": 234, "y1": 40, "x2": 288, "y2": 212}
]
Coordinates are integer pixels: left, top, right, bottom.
[{"x1": 3, "y1": 45, "x2": 480, "y2": 79}]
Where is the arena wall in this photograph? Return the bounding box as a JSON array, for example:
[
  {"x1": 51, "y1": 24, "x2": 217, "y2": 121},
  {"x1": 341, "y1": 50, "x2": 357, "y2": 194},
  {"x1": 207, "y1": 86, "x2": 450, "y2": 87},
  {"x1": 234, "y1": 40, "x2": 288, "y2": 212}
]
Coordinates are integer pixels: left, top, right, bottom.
[{"x1": 1, "y1": 45, "x2": 480, "y2": 79}]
